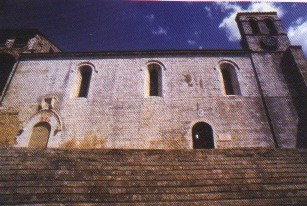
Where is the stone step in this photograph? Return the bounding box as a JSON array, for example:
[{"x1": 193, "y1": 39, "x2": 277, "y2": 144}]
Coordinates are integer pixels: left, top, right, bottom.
[
  {"x1": 2, "y1": 177, "x2": 307, "y2": 188},
  {"x1": 0, "y1": 148, "x2": 306, "y2": 204},
  {"x1": 1, "y1": 161, "x2": 306, "y2": 171},
  {"x1": 1, "y1": 148, "x2": 306, "y2": 158},
  {"x1": 0, "y1": 166, "x2": 305, "y2": 176},
  {"x1": 1, "y1": 170, "x2": 306, "y2": 182},
  {"x1": 1, "y1": 190, "x2": 307, "y2": 203},
  {"x1": 1, "y1": 156, "x2": 306, "y2": 165},
  {"x1": 1, "y1": 162, "x2": 306, "y2": 171},
  {"x1": 48, "y1": 198, "x2": 306, "y2": 206},
  {"x1": 1, "y1": 183, "x2": 307, "y2": 195}
]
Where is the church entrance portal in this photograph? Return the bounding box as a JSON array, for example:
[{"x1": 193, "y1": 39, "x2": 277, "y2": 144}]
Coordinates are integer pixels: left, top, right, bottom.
[
  {"x1": 192, "y1": 122, "x2": 214, "y2": 149},
  {"x1": 29, "y1": 122, "x2": 51, "y2": 149}
]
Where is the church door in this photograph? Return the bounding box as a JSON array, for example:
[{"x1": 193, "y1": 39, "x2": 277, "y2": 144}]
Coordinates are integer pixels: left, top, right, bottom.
[
  {"x1": 192, "y1": 122, "x2": 214, "y2": 149},
  {"x1": 29, "y1": 122, "x2": 51, "y2": 149}
]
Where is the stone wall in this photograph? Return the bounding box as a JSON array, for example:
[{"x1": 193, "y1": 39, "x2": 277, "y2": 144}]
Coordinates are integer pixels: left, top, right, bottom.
[
  {"x1": 0, "y1": 108, "x2": 20, "y2": 147},
  {"x1": 1, "y1": 53, "x2": 277, "y2": 149},
  {"x1": 250, "y1": 49, "x2": 307, "y2": 148}
]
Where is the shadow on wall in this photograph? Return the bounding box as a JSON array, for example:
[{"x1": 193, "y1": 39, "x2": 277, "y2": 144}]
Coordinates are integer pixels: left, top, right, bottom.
[
  {"x1": 0, "y1": 53, "x2": 15, "y2": 96},
  {"x1": 281, "y1": 50, "x2": 307, "y2": 148}
]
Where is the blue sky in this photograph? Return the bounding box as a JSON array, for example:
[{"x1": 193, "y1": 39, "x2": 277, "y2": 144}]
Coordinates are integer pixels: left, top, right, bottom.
[{"x1": 1, "y1": 1, "x2": 307, "y2": 55}]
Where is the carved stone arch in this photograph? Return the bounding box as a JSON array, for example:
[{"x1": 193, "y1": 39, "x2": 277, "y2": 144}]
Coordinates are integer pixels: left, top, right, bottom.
[
  {"x1": 15, "y1": 110, "x2": 63, "y2": 148},
  {"x1": 76, "y1": 62, "x2": 98, "y2": 73},
  {"x1": 217, "y1": 60, "x2": 240, "y2": 70},
  {"x1": 146, "y1": 60, "x2": 166, "y2": 71}
]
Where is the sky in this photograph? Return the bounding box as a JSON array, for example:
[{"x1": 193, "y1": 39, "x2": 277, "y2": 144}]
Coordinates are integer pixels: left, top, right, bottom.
[{"x1": 0, "y1": 1, "x2": 307, "y2": 55}]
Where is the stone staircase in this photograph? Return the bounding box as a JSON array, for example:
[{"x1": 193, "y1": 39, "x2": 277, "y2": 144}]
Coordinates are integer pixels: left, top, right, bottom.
[{"x1": 0, "y1": 148, "x2": 307, "y2": 205}]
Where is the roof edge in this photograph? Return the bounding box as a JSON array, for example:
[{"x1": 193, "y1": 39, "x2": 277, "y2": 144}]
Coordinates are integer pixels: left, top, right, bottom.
[
  {"x1": 235, "y1": 11, "x2": 277, "y2": 22},
  {"x1": 19, "y1": 49, "x2": 249, "y2": 59},
  {"x1": 236, "y1": 11, "x2": 277, "y2": 16}
]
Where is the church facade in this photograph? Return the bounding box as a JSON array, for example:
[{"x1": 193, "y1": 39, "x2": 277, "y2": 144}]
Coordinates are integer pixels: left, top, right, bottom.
[{"x1": 0, "y1": 12, "x2": 306, "y2": 149}]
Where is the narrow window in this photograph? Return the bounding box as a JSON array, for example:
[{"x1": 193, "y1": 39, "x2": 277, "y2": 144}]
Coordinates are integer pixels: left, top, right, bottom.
[
  {"x1": 264, "y1": 19, "x2": 277, "y2": 35},
  {"x1": 147, "y1": 63, "x2": 162, "y2": 96},
  {"x1": 150, "y1": 69, "x2": 159, "y2": 96},
  {"x1": 222, "y1": 68, "x2": 234, "y2": 95},
  {"x1": 73, "y1": 65, "x2": 92, "y2": 98},
  {"x1": 248, "y1": 19, "x2": 260, "y2": 34},
  {"x1": 78, "y1": 66, "x2": 92, "y2": 97},
  {"x1": 220, "y1": 63, "x2": 241, "y2": 95}
]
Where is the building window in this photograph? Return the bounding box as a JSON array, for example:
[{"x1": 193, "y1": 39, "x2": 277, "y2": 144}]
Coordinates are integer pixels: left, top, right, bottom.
[
  {"x1": 146, "y1": 63, "x2": 162, "y2": 97},
  {"x1": 220, "y1": 63, "x2": 241, "y2": 95},
  {"x1": 248, "y1": 19, "x2": 260, "y2": 34},
  {"x1": 72, "y1": 65, "x2": 92, "y2": 98},
  {"x1": 264, "y1": 19, "x2": 277, "y2": 35}
]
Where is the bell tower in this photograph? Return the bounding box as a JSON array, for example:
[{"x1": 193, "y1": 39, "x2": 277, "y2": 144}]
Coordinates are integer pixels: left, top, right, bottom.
[
  {"x1": 235, "y1": 12, "x2": 307, "y2": 149},
  {"x1": 235, "y1": 12, "x2": 291, "y2": 52}
]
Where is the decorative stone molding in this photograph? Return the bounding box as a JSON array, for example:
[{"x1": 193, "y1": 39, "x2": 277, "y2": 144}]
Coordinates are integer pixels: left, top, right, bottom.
[{"x1": 15, "y1": 110, "x2": 63, "y2": 148}]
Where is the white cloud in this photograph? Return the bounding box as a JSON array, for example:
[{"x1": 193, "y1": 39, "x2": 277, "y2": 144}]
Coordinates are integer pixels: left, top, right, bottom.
[
  {"x1": 152, "y1": 26, "x2": 168, "y2": 36},
  {"x1": 187, "y1": 39, "x2": 196, "y2": 45},
  {"x1": 145, "y1": 14, "x2": 155, "y2": 22},
  {"x1": 216, "y1": 2, "x2": 284, "y2": 42},
  {"x1": 288, "y1": 16, "x2": 307, "y2": 55},
  {"x1": 204, "y1": 6, "x2": 213, "y2": 19}
]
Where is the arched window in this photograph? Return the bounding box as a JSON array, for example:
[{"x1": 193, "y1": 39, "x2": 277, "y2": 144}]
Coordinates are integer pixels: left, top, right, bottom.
[
  {"x1": 73, "y1": 65, "x2": 92, "y2": 98},
  {"x1": 192, "y1": 122, "x2": 214, "y2": 149},
  {"x1": 146, "y1": 63, "x2": 162, "y2": 97},
  {"x1": 248, "y1": 19, "x2": 260, "y2": 34},
  {"x1": 220, "y1": 63, "x2": 241, "y2": 95},
  {"x1": 264, "y1": 18, "x2": 277, "y2": 35},
  {"x1": 29, "y1": 122, "x2": 51, "y2": 149}
]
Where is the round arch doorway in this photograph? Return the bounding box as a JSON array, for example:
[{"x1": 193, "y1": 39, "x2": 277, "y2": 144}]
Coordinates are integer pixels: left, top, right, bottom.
[
  {"x1": 192, "y1": 122, "x2": 214, "y2": 149},
  {"x1": 29, "y1": 122, "x2": 51, "y2": 149}
]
